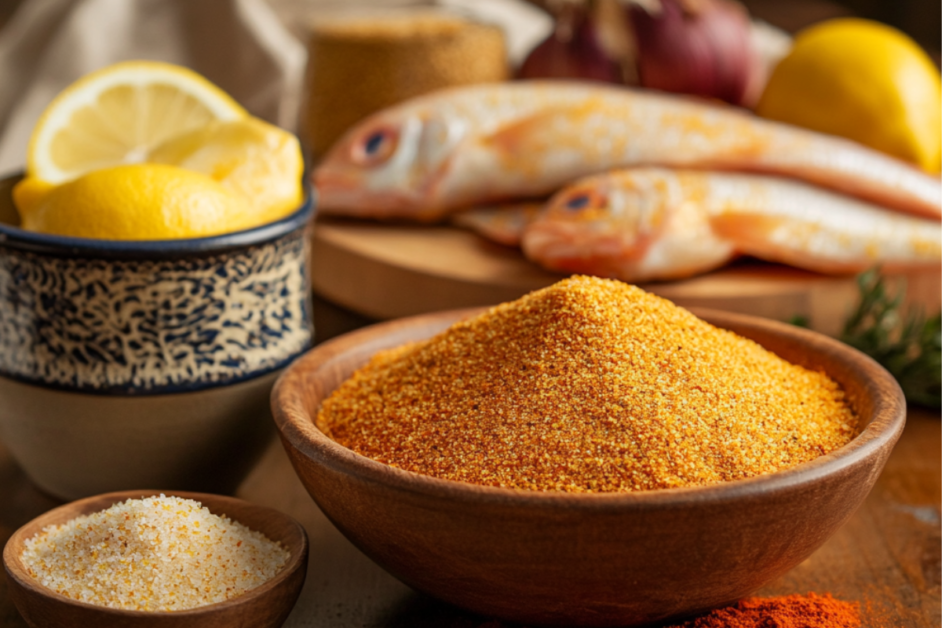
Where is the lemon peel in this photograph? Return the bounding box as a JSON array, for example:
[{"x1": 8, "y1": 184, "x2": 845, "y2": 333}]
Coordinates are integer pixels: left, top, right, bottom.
[
  {"x1": 757, "y1": 18, "x2": 942, "y2": 173},
  {"x1": 19, "y1": 164, "x2": 262, "y2": 240}
]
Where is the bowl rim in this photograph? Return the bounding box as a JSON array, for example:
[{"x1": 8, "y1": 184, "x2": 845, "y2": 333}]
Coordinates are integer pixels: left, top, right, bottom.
[
  {"x1": 0, "y1": 172, "x2": 315, "y2": 259},
  {"x1": 272, "y1": 306, "x2": 907, "y2": 510},
  {"x1": 2, "y1": 490, "x2": 309, "y2": 617}
]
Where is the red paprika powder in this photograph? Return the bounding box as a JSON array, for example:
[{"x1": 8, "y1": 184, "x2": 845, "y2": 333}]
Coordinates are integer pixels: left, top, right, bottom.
[{"x1": 666, "y1": 593, "x2": 860, "y2": 628}]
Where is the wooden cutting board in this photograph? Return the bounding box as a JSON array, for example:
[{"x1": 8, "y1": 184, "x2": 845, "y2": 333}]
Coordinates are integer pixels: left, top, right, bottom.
[{"x1": 311, "y1": 217, "x2": 941, "y2": 335}]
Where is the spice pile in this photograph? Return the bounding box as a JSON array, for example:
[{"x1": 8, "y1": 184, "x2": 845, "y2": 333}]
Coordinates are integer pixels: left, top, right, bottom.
[
  {"x1": 21, "y1": 495, "x2": 289, "y2": 611},
  {"x1": 474, "y1": 594, "x2": 861, "y2": 628},
  {"x1": 477, "y1": 593, "x2": 861, "y2": 628},
  {"x1": 319, "y1": 276, "x2": 858, "y2": 492},
  {"x1": 666, "y1": 593, "x2": 861, "y2": 628}
]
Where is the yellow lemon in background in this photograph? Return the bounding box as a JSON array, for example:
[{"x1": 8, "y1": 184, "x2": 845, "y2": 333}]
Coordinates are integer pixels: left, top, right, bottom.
[
  {"x1": 17, "y1": 164, "x2": 260, "y2": 240},
  {"x1": 27, "y1": 60, "x2": 247, "y2": 185},
  {"x1": 150, "y1": 117, "x2": 305, "y2": 225},
  {"x1": 756, "y1": 18, "x2": 942, "y2": 173}
]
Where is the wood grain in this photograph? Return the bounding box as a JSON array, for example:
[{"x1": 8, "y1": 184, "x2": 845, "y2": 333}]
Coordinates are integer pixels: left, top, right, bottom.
[
  {"x1": 2, "y1": 491, "x2": 308, "y2": 628},
  {"x1": 1, "y1": 410, "x2": 938, "y2": 627},
  {"x1": 0, "y1": 300, "x2": 938, "y2": 628},
  {"x1": 311, "y1": 218, "x2": 942, "y2": 336},
  {"x1": 271, "y1": 308, "x2": 907, "y2": 626}
]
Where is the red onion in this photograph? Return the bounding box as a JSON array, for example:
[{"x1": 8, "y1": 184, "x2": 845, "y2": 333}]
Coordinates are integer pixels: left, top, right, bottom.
[
  {"x1": 626, "y1": 0, "x2": 754, "y2": 105},
  {"x1": 516, "y1": 0, "x2": 770, "y2": 107},
  {"x1": 518, "y1": 1, "x2": 622, "y2": 83}
]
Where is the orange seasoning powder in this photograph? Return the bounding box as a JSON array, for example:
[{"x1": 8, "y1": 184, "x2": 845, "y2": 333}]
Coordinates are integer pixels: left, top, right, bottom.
[
  {"x1": 318, "y1": 276, "x2": 858, "y2": 492},
  {"x1": 665, "y1": 593, "x2": 861, "y2": 628}
]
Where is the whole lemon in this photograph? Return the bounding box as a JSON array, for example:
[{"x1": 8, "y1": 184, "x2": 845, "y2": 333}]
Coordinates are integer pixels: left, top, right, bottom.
[
  {"x1": 16, "y1": 164, "x2": 260, "y2": 240},
  {"x1": 756, "y1": 18, "x2": 942, "y2": 173}
]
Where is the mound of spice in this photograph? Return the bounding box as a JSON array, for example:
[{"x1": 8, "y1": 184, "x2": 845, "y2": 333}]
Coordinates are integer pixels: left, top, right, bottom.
[
  {"x1": 20, "y1": 495, "x2": 289, "y2": 611},
  {"x1": 666, "y1": 593, "x2": 861, "y2": 628},
  {"x1": 319, "y1": 276, "x2": 857, "y2": 492},
  {"x1": 478, "y1": 593, "x2": 861, "y2": 628}
]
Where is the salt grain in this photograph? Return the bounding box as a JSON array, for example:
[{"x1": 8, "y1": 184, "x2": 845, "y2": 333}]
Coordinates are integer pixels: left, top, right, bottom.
[{"x1": 20, "y1": 495, "x2": 289, "y2": 611}]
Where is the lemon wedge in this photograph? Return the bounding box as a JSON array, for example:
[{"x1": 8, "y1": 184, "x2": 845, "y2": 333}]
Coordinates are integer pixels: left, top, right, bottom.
[
  {"x1": 27, "y1": 60, "x2": 247, "y2": 184},
  {"x1": 19, "y1": 164, "x2": 258, "y2": 240},
  {"x1": 15, "y1": 61, "x2": 303, "y2": 241},
  {"x1": 757, "y1": 18, "x2": 942, "y2": 173},
  {"x1": 150, "y1": 117, "x2": 305, "y2": 225}
]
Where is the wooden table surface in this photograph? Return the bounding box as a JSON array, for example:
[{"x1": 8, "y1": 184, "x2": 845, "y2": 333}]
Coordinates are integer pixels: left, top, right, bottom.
[{"x1": 0, "y1": 295, "x2": 939, "y2": 628}]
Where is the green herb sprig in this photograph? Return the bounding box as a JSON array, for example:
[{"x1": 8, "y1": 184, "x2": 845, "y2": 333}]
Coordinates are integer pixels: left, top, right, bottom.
[{"x1": 838, "y1": 269, "x2": 941, "y2": 408}]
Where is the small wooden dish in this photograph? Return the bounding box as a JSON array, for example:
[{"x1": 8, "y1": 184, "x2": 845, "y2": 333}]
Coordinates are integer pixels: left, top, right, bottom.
[
  {"x1": 3, "y1": 491, "x2": 308, "y2": 628},
  {"x1": 272, "y1": 307, "x2": 906, "y2": 627}
]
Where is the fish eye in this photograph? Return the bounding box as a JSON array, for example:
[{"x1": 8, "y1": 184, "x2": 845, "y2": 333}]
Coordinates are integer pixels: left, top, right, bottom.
[
  {"x1": 352, "y1": 126, "x2": 398, "y2": 165},
  {"x1": 365, "y1": 131, "x2": 385, "y2": 155},
  {"x1": 554, "y1": 188, "x2": 608, "y2": 216},
  {"x1": 566, "y1": 194, "x2": 592, "y2": 210}
]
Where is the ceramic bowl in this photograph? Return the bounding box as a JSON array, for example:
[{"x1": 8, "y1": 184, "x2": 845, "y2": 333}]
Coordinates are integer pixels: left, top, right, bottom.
[
  {"x1": 272, "y1": 307, "x2": 906, "y2": 627},
  {"x1": 3, "y1": 490, "x2": 308, "y2": 628},
  {"x1": 0, "y1": 175, "x2": 315, "y2": 499}
]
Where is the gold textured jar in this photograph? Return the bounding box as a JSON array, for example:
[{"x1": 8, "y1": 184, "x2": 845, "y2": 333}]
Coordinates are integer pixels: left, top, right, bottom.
[{"x1": 301, "y1": 9, "x2": 508, "y2": 160}]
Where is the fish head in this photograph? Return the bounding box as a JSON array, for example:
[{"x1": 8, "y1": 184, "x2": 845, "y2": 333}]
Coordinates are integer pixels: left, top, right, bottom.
[
  {"x1": 313, "y1": 106, "x2": 469, "y2": 219},
  {"x1": 522, "y1": 171, "x2": 673, "y2": 275}
]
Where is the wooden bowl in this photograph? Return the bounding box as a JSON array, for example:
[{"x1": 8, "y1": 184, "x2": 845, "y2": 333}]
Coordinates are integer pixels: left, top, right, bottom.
[
  {"x1": 272, "y1": 308, "x2": 906, "y2": 627},
  {"x1": 3, "y1": 491, "x2": 309, "y2": 628}
]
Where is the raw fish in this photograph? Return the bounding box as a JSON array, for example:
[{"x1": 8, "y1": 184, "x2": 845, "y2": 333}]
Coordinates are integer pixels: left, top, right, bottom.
[
  {"x1": 520, "y1": 168, "x2": 942, "y2": 281},
  {"x1": 315, "y1": 82, "x2": 942, "y2": 221}
]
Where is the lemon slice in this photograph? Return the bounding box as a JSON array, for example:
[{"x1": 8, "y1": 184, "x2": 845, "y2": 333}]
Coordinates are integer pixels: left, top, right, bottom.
[{"x1": 27, "y1": 60, "x2": 247, "y2": 184}]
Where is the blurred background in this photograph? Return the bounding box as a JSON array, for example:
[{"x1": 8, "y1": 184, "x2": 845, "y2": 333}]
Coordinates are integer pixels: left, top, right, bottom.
[
  {"x1": 0, "y1": 0, "x2": 937, "y2": 168},
  {"x1": 0, "y1": 0, "x2": 936, "y2": 52}
]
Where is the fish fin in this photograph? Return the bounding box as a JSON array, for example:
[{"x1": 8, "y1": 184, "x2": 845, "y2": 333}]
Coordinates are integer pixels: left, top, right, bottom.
[
  {"x1": 531, "y1": 249, "x2": 734, "y2": 282},
  {"x1": 709, "y1": 213, "x2": 786, "y2": 245},
  {"x1": 710, "y1": 213, "x2": 871, "y2": 274},
  {"x1": 452, "y1": 203, "x2": 543, "y2": 247},
  {"x1": 481, "y1": 106, "x2": 592, "y2": 157}
]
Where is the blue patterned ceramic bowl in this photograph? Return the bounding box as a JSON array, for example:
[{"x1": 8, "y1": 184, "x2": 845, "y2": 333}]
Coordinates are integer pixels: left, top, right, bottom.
[
  {"x1": 0, "y1": 177, "x2": 314, "y2": 393},
  {"x1": 0, "y1": 174, "x2": 315, "y2": 498}
]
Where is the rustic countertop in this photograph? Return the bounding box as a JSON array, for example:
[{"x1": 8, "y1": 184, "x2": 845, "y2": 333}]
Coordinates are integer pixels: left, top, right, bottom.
[{"x1": 1, "y1": 296, "x2": 939, "y2": 628}]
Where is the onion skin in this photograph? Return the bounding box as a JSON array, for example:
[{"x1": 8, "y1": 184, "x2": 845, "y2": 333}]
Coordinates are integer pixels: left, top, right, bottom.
[
  {"x1": 629, "y1": 0, "x2": 754, "y2": 106},
  {"x1": 518, "y1": 3, "x2": 622, "y2": 83}
]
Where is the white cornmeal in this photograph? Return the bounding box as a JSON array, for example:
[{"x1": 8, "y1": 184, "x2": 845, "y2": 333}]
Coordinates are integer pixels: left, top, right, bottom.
[{"x1": 20, "y1": 495, "x2": 289, "y2": 611}]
